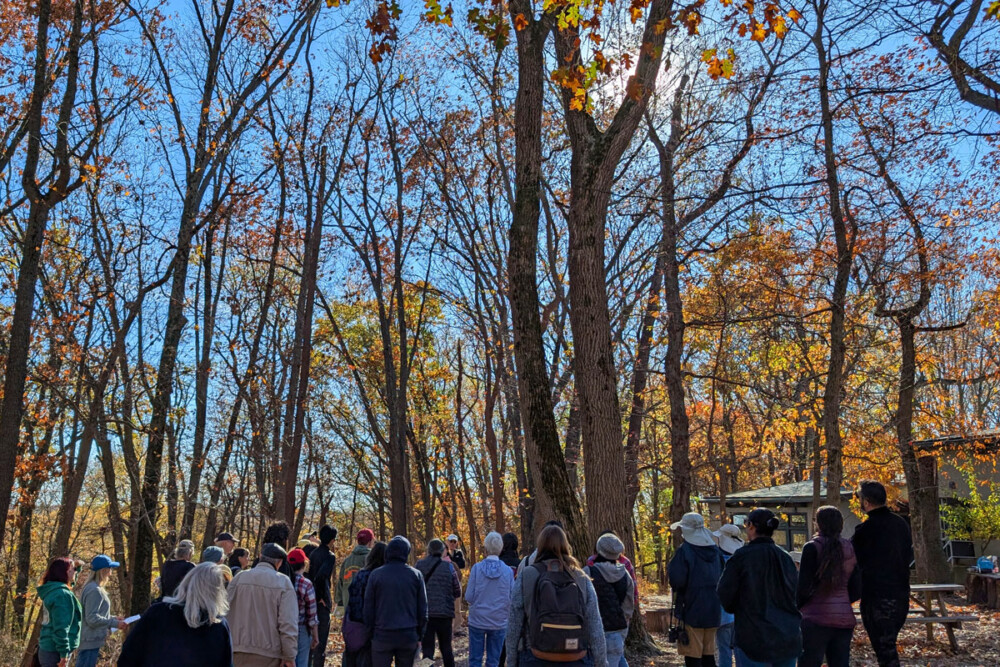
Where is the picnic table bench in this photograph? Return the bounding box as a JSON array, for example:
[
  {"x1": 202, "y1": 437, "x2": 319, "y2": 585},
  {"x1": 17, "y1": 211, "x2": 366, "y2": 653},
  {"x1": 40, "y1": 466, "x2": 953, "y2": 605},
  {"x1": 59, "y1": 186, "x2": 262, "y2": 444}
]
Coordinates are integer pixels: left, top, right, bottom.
[{"x1": 906, "y1": 583, "x2": 978, "y2": 651}]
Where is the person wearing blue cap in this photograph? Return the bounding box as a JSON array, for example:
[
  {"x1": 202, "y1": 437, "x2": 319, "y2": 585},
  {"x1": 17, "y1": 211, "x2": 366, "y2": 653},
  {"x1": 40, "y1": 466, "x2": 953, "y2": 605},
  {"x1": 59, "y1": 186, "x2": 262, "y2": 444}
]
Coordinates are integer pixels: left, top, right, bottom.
[{"x1": 77, "y1": 555, "x2": 126, "y2": 667}]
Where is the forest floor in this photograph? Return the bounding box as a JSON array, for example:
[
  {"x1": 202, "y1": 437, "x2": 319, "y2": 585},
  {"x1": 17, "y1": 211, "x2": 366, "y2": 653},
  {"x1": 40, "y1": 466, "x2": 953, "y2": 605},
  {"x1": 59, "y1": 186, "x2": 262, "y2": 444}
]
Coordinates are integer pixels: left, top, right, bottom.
[
  {"x1": 416, "y1": 593, "x2": 1000, "y2": 667},
  {"x1": 6, "y1": 593, "x2": 997, "y2": 666}
]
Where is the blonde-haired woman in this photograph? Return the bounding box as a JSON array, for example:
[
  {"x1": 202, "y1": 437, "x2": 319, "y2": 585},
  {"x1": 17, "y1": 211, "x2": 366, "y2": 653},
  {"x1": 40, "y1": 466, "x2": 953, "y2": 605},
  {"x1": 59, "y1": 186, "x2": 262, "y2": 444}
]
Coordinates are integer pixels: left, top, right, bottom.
[
  {"x1": 119, "y1": 562, "x2": 233, "y2": 666},
  {"x1": 77, "y1": 555, "x2": 125, "y2": 667},
  {"x1": 505, "y1": 525, "x2": 606, "y2": 667}
]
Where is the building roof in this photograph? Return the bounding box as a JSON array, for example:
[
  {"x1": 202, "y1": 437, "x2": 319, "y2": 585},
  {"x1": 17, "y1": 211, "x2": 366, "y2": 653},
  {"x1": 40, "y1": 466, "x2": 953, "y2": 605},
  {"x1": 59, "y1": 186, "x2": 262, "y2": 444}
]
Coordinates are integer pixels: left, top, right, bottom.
[
  {"x1": 911, "y1": 430, "x2": 1000, "y2": 454},
  {"x1": 703, "y1": 480, "x2": 852, "y2": 505}
]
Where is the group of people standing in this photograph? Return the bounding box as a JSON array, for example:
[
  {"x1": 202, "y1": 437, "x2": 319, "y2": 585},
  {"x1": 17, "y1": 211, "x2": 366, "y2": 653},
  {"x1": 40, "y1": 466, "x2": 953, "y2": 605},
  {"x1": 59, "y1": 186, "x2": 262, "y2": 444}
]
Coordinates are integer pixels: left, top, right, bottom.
[
  {"x1": 669, "y1": 480, "x2": 914, "y2": 667},
  {"x1": 32, "y1": 479, "x2": 914, "y2": 667}
]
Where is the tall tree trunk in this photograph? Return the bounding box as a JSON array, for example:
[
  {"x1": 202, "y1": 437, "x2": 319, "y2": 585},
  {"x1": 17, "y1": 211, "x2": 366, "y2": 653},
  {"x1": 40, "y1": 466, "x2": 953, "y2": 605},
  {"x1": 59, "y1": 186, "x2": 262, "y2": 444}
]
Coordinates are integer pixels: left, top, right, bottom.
[
  {"x1": 128, "y1": 0, "x2": 318, "y2": 612},
  {"x1": 0, "y1": 0, "x2": 87, "y2": 552},
  {"x1": 506, "y1": 1, "x2": 587, "y2": 555},
  {"x1": 813, "y1": 4, "x2": 852, "y2": 505},
  {"x1": 279, "y1": 146, "x2": 327, "y2": 526},
  {"x1": 895, "y1": 320, "x2": 950, "y2": 582},
  {"x1": 183, "y1": 212, "x2": 230, "y2": 540}
]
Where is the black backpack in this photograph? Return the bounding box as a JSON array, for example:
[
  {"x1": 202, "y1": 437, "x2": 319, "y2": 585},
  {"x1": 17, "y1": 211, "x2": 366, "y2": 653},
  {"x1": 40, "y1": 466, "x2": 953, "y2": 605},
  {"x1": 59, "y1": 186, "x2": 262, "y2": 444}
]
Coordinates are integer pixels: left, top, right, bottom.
[
  {"x1": 589, "y1": 566, "x2": 628, "y2": 631},
  {"x1": 527, "y1": 560, "x2": 589, "y2": 661}
]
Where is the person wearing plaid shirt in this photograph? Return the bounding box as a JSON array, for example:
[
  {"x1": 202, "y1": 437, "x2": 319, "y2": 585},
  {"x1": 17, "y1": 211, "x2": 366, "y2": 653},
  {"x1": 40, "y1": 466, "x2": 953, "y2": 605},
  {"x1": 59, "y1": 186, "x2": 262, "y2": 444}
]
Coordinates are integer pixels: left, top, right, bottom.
[{"x1": 289, "y1": 548, "x2": 320, "y2": 667}]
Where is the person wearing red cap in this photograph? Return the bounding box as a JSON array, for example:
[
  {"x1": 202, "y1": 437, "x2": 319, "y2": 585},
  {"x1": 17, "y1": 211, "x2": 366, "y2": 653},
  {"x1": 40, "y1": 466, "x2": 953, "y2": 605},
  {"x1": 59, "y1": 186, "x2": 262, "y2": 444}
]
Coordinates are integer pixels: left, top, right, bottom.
[
  {"x1": 338, "y1": 529, "x2": 375, "y2": 667},
  {"x1": 288, "y1": 548, "x2": 320, "y2": 667}
]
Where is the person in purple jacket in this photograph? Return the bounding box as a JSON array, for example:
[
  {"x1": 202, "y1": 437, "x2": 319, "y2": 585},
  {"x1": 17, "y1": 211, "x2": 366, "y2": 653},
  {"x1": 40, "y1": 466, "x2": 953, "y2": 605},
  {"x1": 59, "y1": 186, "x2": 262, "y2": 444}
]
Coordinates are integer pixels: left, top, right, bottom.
[
  {"x1": 466, "y1": 532, "x2": 515, "y2": 667},
  {"x1": 796, "y1": 506, "x2": 861, "y2": 667}
]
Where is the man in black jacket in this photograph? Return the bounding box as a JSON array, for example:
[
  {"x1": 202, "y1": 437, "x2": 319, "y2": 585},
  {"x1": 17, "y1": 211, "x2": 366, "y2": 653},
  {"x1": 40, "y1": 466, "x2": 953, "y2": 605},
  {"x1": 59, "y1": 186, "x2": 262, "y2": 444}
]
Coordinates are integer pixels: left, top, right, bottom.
[
  {"x1": 308, "y1": 524, "x2": 338, "y2": 667},
  {"x1": 717, "y1": 508, "x2": 801, "y2": 667},
  {"x1": 364, "y1": 536, "x2": 428, "y2": 667},
  {"x1": 852, "y1": 481, "x2": 913, "y2": 667},
  {"x1": 445, "y1": 534, "x2": 466, "y2": 635}
]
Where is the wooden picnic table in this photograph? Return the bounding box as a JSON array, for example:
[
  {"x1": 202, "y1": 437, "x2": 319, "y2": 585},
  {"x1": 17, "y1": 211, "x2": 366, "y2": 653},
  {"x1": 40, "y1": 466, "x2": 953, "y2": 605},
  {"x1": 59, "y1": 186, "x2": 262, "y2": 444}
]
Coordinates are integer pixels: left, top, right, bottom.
[
  {"x1": 907, "y1": 583, "x2": 978, "y2": 651},
  {"x1": 965, "y1": 571, "x2": 1000, "y2": 609}
]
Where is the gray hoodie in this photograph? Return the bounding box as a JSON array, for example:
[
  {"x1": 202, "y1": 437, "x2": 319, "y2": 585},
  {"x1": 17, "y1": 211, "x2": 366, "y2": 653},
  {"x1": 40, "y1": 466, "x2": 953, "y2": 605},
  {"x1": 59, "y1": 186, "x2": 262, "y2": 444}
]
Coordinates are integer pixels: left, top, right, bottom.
[
  {"x1": 584, "y1": 562, "x2": 635, "y2": 624},
  {"x1": 79, "y1": 580, "x2": 117, "y2": 651}
]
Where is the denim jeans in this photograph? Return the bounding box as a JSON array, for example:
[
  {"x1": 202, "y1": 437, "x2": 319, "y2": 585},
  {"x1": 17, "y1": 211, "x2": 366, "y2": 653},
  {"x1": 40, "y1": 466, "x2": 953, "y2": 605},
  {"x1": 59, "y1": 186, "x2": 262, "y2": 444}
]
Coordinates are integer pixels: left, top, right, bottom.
[
  {"x1": 716, "y1": 623, "x2": 735, "y2": 667},
  {"x1": 76, "y1": 648, "x2": 101, "y2": 667},
  {"x1": 468, "y1": 626, "x2": 506, "y2": 667},
  {"x1": 604, "y1": 629, "x2": 627, "y2": 667},
  {"x1": 297, "y1": 624, "x2": 313, "y2": 667}
]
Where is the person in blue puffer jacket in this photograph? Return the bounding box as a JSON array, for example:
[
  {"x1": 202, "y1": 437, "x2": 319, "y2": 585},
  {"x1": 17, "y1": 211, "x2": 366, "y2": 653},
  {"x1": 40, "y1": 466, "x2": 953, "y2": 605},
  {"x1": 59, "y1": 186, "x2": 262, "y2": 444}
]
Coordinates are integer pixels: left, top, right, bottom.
[{"x1": 466, "y1": 532, "x2": 515, "y2": 667}]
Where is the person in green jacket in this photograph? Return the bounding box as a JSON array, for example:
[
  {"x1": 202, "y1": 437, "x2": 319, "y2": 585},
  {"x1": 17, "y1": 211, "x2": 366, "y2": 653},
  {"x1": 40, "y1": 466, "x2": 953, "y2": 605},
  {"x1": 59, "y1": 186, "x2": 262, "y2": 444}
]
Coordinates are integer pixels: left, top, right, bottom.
[
  {"x1": 37, "y1": 557, "x2": 83, "y2": 667},
  {"x1": 335, "y1": 528, "x2": 374, "y2": 616}
]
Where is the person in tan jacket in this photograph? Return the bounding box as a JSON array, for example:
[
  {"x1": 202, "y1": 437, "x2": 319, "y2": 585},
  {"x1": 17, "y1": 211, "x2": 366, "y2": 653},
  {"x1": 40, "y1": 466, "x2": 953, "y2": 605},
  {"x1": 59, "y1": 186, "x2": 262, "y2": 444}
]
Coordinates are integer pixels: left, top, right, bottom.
[{"x1": 228, "y1": 543, "x2": 299, "y2": 667}]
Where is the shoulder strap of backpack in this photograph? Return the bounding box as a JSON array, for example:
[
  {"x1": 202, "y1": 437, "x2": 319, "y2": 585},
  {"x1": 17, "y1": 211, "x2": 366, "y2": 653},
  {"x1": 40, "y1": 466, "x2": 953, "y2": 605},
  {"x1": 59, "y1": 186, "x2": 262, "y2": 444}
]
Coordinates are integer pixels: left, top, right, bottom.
[{"x1": 426, "y1": 558, "x2": 444, "y2": 581}]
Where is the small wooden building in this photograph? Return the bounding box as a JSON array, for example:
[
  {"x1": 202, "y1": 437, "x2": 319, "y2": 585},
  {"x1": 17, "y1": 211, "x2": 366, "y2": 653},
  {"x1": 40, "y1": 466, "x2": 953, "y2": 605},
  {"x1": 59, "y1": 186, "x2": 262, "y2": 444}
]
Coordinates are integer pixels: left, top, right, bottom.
[{"x1": 702, "y1": 481, "x2": 858, "y2": 553}]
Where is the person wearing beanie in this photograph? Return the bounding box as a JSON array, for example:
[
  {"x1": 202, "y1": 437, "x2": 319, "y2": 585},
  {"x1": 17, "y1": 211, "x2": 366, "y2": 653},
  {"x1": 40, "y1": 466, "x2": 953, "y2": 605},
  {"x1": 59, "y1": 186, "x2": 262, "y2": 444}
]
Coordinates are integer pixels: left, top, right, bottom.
[
  {"x1": 584, "y1": 534, "x2": 635, "y2": 667},
  {"x1": 201, "y1": 546, "x2": 226, "y2": 565},
  {"x1": 585, "y1": 530, "x2": 640, "y2": 608},
  {"x1": 363, "y1": 536, "x2": 428, "y2": 667},
  {"x1": 77, "y1": 555, "x2": 126, "y2": 667},
  {"x1": 417, "y1": 539, "x2": 462, "y2": 667},
  {"x1": 711, "y1": 524, "x2": 743, "y2": 667},
  {"x1": 668, "y1": 513, "x2": 726, "y2": 667},
  {"x1": 307, "y1": 525, "x2": 338, "y2": 667},
  {"x1": 288, "y1": 548, "x2": 320, "y2": 667},
  {"x1": 336, "y1": 529, "x2": 375, "y2": 618},
  {"x1": 717, "y1": 509, "x2": 801, "y2": 667},
  {"x1": 228, "y1": 543, "x2": 298, "y2": 666}
]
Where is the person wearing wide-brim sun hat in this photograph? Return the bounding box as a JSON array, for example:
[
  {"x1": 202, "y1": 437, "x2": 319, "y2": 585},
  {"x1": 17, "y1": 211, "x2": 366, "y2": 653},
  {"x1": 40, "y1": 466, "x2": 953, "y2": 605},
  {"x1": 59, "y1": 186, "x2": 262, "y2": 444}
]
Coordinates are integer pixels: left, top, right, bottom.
[
  {"x1": 668, "y1": 513, "x2": 726, "y2": 667},
  {"x1": 712, "y1": 524, "x2": 744, "y2": 556}
]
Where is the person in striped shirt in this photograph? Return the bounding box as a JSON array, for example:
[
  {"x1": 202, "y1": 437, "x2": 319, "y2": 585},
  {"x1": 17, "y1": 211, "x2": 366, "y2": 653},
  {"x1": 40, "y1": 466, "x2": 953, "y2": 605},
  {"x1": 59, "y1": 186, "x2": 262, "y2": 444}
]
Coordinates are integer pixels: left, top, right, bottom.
[{"x1": 289, "y1": 548, "x2": 320, "y2": 667}]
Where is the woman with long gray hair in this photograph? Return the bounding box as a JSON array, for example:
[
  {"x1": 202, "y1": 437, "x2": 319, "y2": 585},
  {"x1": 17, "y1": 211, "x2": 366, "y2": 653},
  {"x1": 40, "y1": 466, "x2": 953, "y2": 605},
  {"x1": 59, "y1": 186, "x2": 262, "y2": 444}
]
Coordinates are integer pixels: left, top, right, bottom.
[{"x1": 118, "y1": 562, "x2": 233, "y2": 666}]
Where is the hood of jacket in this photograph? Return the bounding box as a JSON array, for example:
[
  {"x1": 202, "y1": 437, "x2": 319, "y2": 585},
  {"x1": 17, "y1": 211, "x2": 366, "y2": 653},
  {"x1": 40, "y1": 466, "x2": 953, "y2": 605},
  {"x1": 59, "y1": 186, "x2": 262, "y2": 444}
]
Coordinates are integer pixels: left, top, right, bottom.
[
  {"x1": 688, "y1": 542, "x2": 722, "y2": 562},
  {"x1": 37, "y1": 581, "x2": 70, "y2": 603},
  {"x1": 387, "y1": 536, "x2": 411, "y2": 562},
  {"x1": 477, "y1": 555, "x2": 507, "y2": 579},
  {"x1": 589, "y1": 560, "x2": 627, "y2": 583},
  {"x1": 350, "y1": 544, "x2": 371, "y2": 557}
]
